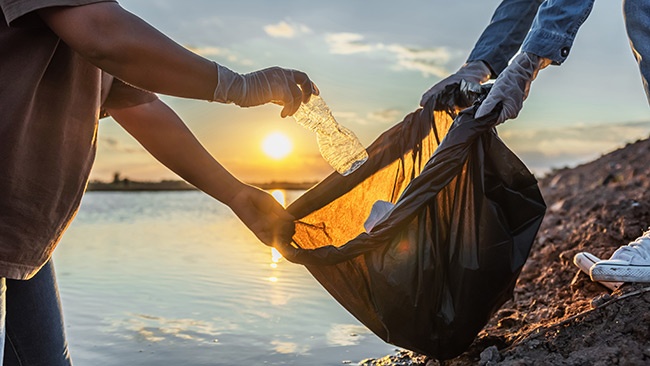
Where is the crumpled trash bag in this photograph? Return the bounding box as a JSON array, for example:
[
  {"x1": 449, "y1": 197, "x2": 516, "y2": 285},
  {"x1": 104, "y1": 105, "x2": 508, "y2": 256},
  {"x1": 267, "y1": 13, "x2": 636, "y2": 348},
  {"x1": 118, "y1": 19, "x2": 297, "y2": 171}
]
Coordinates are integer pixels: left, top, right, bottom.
[{"x1": 274, "y1": 87, "x2": 546, "y2": 360}]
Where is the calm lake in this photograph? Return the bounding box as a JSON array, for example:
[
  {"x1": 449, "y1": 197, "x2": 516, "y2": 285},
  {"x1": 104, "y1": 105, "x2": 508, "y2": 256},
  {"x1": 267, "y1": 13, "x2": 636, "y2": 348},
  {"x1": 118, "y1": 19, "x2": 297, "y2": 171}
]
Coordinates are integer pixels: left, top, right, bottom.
[{"x1": 53, "y1": 190, "x2": 396, "y2": 366}]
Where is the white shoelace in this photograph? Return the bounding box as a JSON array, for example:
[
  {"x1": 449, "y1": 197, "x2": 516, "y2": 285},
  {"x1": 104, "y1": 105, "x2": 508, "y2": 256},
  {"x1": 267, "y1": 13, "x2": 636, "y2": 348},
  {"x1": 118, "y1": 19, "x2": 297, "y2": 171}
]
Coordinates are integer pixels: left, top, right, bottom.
[{"x1": 611, "y1": 228, "x2": 650, "y2": 262}]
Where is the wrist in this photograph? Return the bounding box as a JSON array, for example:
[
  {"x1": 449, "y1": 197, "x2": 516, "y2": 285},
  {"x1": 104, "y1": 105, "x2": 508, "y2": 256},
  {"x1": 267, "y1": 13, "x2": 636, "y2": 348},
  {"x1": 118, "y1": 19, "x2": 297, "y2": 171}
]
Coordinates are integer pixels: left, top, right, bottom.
[
  {"x1": 521, "y1": 53, "x2": 552, "y2": 71},
  {"x1": 212, "y1": 62, "x2": 243, "y2": 103},
  {"x1": 461, "y1": 60, "x2": 492, "y2": 83},
  {"x1": 218, "y1": 178, "x2": 246, "y2": 207},
  {"x1": 476, "y1": 60, "x2": 496, "y2": 80}
]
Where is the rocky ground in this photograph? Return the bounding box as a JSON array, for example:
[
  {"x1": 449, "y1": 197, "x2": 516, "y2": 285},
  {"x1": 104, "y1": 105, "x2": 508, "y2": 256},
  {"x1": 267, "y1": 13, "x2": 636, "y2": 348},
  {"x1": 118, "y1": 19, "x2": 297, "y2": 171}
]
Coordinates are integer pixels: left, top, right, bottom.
[{"x1": 361, "y1": 136, "x2": 650, "y2": 365}]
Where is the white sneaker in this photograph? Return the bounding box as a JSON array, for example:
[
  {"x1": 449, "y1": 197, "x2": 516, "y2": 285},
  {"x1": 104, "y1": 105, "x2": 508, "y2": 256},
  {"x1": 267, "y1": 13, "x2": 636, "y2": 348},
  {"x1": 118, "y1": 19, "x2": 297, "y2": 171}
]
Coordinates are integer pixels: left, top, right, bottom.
[
  {"x1": 573, "y1": 252, "x2": 622, "y2": 291},
  {"x1": 590, "y1": 228, "x2": 650, "y2": 283}
]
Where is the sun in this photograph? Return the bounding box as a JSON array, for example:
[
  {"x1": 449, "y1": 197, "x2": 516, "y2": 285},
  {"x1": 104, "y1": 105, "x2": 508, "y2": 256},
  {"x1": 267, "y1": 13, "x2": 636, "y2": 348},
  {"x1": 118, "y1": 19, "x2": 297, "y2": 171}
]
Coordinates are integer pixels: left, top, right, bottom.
[{"x1": 262, "y1": 132, "x2": 292, "y2": 159}]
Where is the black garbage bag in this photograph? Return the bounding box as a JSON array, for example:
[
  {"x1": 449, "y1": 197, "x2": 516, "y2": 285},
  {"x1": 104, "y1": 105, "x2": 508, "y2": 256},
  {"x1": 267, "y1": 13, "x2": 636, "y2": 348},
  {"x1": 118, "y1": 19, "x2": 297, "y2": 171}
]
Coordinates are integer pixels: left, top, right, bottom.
[{"x1": 274, "y1": 89, "x2": 546, "y2": 360}]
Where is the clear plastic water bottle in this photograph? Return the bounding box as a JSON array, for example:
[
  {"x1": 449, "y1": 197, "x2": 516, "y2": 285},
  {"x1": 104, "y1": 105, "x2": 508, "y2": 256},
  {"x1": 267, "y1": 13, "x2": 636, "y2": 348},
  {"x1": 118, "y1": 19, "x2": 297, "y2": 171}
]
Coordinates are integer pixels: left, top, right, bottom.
[{"x1": 293, "y1": 95, "x2": 368, "y2": 176}]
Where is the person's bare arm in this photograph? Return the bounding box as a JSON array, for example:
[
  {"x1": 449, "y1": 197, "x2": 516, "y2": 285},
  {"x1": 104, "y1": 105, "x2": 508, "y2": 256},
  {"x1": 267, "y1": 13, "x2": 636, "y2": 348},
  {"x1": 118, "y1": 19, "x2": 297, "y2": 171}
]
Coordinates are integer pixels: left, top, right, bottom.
[
  {"x1": 108, "y1": 99, "x2": 239, "y2": 200},
  {"x1": 39, "y1": 2, "x2": 215, "y2": 100},
  {"x1": 38, "y1": 2, "x2": 317, "y2": 116},
  {"x1": 106, "y1": 99, "x2": 295, "y2": 245}
]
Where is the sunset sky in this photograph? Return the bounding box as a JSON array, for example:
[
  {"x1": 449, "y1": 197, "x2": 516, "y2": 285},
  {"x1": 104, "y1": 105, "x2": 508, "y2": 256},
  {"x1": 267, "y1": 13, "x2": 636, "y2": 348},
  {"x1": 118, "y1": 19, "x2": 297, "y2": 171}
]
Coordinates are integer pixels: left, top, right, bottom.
[{"x1": 93, "y1": 0, "x2": 650, "y2": 184}]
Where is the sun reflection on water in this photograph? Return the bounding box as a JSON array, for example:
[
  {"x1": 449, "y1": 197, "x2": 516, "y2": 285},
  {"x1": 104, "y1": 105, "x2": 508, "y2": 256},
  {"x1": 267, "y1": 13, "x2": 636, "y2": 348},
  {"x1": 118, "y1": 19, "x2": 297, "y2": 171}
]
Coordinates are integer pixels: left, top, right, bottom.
[
  {"x1": 270, "y1": 189, "x2": 286, "y2": 273},
  {"x1": 268, "y1": 248, "x2": 282, "y2": 283},
  {"x1": 270, "y1": 189, "x2": 286, "y2": 206},
  {"x1": 271, "y1": 248, "x2": 283, "y2": 263}
]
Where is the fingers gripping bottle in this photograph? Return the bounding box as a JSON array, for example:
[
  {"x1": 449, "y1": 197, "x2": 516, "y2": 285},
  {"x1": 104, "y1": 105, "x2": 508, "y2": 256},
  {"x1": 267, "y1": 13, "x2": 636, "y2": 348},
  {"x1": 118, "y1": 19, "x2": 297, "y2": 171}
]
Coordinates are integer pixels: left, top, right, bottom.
[{"x1": 292, "y1": 95, "x2": 368, "y2": 176}]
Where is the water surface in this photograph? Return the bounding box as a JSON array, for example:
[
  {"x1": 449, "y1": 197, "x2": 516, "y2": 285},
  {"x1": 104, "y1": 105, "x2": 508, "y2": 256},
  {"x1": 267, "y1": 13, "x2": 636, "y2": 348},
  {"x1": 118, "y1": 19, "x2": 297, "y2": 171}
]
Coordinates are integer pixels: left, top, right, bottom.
[{"x1": 54, "y1": 191, "x2": 395, "y2": 365}]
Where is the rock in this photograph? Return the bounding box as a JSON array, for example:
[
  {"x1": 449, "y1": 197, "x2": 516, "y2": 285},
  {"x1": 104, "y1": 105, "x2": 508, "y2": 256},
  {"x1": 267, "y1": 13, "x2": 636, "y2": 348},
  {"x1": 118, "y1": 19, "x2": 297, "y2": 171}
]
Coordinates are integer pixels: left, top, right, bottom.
[{"x1": 479, "y1": 345, "x2": 501, "y2": 365}]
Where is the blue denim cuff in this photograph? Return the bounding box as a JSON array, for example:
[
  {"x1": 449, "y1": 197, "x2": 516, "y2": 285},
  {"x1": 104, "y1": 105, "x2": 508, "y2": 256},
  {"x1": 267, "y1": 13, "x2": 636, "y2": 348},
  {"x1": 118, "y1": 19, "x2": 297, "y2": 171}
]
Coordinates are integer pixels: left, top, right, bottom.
[{"x1": 522, "y1": 28, "x2": 574, "y2": 64}]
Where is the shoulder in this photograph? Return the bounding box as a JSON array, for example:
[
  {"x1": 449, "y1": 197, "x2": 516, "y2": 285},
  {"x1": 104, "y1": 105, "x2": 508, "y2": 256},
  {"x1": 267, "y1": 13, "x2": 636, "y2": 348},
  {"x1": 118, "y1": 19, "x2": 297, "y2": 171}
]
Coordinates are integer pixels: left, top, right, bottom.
[{"x1": 1, "y1": 0, "x2": 117, "y2": 27}]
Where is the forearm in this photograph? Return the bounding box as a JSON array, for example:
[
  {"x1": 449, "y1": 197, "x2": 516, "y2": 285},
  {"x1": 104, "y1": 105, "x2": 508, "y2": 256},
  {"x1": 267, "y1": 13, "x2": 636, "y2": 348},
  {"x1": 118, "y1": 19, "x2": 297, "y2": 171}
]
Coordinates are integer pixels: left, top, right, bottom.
[
  {"x1": 521, "y1": 0, "x2": 595, "y2": 64},
  {"x1": 39, "y1": 2, "x2": 215, "y2": 100},
  {"x1": 467, "y1": 0, "x2": 543, "y2": 75},
  {"x1": 107, "y1": 100, "x2": 243, "y2": 205}
]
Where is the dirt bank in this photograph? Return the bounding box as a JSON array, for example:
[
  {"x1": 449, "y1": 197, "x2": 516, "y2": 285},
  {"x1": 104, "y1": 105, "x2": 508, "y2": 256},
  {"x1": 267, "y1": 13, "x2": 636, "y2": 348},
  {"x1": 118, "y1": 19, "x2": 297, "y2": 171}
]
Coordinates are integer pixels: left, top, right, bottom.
[{"x1": 362, "y1": 136, "x2": 650, "y2": 366}]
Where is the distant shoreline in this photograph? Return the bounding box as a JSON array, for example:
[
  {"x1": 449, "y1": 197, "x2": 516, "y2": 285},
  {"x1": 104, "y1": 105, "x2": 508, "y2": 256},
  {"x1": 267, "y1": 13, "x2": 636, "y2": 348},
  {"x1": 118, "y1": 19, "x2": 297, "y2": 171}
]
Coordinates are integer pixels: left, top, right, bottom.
[{"x1": 86, "y1": 179, "x2": 317, "y2": 192}]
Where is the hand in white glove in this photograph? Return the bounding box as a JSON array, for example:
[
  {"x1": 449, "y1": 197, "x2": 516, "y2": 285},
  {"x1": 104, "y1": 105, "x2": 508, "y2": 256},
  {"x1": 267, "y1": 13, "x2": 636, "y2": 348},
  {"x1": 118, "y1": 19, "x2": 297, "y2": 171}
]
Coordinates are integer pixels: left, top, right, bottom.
[
  {"x1": 475, "y1": 52, "x2": 551, "y2": 125},
  {"x1": 420, "y1": 60, "x2": 492, "y2": 106},
  {"x1": 213, "y1": 64, "x2": 319, "y2": 118}
]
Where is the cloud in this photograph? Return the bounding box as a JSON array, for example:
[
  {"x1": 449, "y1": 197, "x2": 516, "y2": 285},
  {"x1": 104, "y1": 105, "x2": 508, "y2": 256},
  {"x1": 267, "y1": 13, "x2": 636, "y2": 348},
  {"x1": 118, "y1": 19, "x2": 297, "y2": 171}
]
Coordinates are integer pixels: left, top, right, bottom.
[
  {"x1": 324, "y1": 32, "x2": 451, "y2": 77},
  {"x1": 325, "y1": 33, "x2": 376, "y2": 54},
  {"x1": 109, "y1": 313, "x2": 225, "y2": 345},
  {"x1": 335, "y1": 108, "x2": 404, "y2": 126},
  {"x1": 270, "y1": 340, "x2": 310, "y2": 354},
  {"x1": 326, "y1": 324, "x2": 370, "y2": 346},
  {"x1": 333, "y1": 111, "x2": 366, "y2": 125},
  {"x1": 502, "y1": 120, "x2": 650, "y2": 149},
  {"x1": 499, "y1": 120, "x2": 650, "y2": 174},
  {"x1": 367, "y1": 108, "x2": 402, "y2": 124},
  {"x1": 101, "y1": 136, "x2": 118, "y2": 147},
  {"x1": 185, "y1": 45, "x2": 253, "y2": 66},
  {"x1": 384, "y1": 44, "x2": 451, "y2": 77},
  {"x1": 98, "y1": 137, "x2": 142, "y2": 154},
  {"x1": 264, "y1": 21, "x2": 311, "y2": 38}
]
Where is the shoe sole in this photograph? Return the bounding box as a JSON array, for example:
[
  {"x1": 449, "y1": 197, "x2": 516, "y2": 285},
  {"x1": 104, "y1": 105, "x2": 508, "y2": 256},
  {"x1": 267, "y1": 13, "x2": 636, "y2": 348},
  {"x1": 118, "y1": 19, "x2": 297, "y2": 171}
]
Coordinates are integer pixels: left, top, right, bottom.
[
  {"x1": 590, "y1": 263, "x2": 650, "y2": 283},
  {"x1": 573, "y1": 252, "x2": 622, "y2": 291}
]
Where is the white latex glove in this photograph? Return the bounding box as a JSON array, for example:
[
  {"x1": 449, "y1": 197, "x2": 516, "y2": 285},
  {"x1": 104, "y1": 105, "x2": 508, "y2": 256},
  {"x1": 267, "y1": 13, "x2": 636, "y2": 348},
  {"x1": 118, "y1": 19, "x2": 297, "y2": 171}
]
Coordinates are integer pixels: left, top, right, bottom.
[
  {"x1": 213, "y1": 64, "x2": 319, "y2": 117},
  {"x1": 475, "y1": 52, "x2": 551, "y2": 125},
  {"x1": 420, "y1": 60, "x2": 492, "y2": 106}
]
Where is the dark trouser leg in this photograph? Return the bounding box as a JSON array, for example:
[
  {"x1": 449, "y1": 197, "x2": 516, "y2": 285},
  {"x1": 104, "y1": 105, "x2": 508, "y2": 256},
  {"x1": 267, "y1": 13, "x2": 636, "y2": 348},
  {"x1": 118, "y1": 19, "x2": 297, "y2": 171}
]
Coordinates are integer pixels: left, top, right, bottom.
[
  {"x1": 0, "y1": 278, "x2": 5, "y2": 361},
  {"x1": 624, "y1": 0, "x2": 650, "y2": 105},
  {"x1": 4, "y1": 260, "x2": 72, "y2": 366}
]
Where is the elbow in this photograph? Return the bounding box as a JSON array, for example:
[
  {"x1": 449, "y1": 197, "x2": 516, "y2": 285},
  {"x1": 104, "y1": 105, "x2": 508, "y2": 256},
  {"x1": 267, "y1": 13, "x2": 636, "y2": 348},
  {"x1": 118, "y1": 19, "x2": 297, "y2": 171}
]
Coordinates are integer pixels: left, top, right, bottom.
[
  {"x1": 39, "y1": 2, "x2": 129, "y2": 66},
  {"x1": 73, "y1": 11, "x2": 128, "y2": 67},
  {"x1": 75, "y1": 37, "x2": 115, "y2": 66}
]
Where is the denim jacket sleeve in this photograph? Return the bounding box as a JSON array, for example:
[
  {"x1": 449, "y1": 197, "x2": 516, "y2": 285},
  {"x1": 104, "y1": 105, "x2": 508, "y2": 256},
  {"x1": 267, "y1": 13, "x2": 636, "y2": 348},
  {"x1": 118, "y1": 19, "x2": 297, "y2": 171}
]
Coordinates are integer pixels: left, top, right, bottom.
[
  {"x1": 468, "y1": 0, "x2": 543, "y2": 76},
  {"x1": 467, "y1": 0, "x2": 594, "y2": 76},
  {"x1": 521, "y1": 0, "x2": 595, "y2": 65}
]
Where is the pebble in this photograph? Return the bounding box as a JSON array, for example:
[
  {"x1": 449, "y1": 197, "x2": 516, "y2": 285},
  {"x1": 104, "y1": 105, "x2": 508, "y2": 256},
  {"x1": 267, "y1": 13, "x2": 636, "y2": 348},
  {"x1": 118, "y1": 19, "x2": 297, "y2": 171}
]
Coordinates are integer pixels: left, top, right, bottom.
[
  {"x1": 591, "y1": 293, "x2": 613, "y2": 308},
  {"x1": 479, "y1": 345, "x2": 501, "y2": 365}
]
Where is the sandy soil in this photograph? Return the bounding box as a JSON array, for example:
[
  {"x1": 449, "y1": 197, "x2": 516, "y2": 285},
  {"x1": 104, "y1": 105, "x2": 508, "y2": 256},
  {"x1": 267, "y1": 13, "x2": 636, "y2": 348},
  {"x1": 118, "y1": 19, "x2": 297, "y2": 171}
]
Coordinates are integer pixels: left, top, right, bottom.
[{"x1": 361, "y1": 136, "x2": 650, "y2": 365}]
